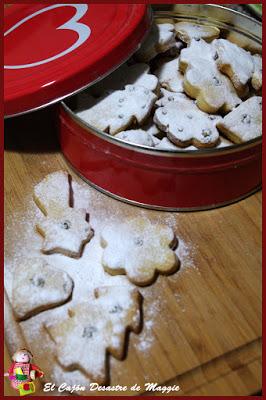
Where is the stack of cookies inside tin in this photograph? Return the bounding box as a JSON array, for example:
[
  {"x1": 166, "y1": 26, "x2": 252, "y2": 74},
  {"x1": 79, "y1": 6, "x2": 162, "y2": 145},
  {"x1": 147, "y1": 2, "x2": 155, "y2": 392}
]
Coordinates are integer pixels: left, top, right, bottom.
[{"x1": 74, "y1": 20, "x2": 262, "y2": 152}]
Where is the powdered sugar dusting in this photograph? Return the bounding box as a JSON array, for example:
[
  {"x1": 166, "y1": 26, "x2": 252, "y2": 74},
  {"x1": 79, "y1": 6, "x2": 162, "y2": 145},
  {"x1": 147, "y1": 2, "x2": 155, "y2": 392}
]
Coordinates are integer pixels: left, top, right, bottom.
[{"x1": 5, "y1": 172, "x2": 196, "y2": 387}]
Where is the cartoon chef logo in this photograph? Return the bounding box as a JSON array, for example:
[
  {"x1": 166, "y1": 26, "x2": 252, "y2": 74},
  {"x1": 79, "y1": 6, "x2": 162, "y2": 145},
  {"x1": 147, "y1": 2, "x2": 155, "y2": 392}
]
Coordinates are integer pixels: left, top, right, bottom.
[{"x1": 4, "y1": 348, "x2": 44, "y2": 396}]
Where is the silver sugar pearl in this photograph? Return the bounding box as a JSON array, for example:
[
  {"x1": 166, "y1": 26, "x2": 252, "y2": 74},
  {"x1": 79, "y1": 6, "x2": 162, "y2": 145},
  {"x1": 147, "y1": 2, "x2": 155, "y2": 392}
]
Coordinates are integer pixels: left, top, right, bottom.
[
  {"x1": 241, "y1": 114, "x2": 251, "y2": 124},
  {"x1": 202, "y1": 128, "x2": 212, "y2": 137}
]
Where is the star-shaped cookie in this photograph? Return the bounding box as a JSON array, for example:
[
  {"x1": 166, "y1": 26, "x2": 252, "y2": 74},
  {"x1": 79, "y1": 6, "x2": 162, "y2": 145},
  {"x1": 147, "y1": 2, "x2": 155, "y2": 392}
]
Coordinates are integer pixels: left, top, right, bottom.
[{"x1": 36, "y1": 205, "x2": 93, "y2": 258}]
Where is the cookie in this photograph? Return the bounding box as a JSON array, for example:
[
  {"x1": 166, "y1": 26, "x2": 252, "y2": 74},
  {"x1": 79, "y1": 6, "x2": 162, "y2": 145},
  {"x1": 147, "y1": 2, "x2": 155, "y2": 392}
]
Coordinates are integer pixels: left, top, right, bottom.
[
  {"x1": 34, "y1": 172, "x2": 94, "y2": 258},
  {"x1": 154, "y1": 57, "x2": 184, "y2": 93},
  {"x1": 76, "y1": 85, "x2": 157, "y2": 135},
  {"x1": 100, "y1": 217, "x2": 179, "y2": 286},
  {"x1": 115, "y1": 129, "x2": 159, "y2": 147},
  {"x1": 161, "y1": 40, "x2": 185, "y2": 57},
  {"x1": 90, "y1": 63, "x2": 158, "y2": 97},
  {"x1": 213, "y1": 39, "x2": 254, "y2": 95},
  {"x1": 179, "y1": 39, "x2": 215, "y2": 73},
  {"x1": 45, "y1": 286, "x2": 141, "y2": 384},
  {"x1": 36, "y1": 205, "x2": 93, "y2": 258},
  {"x1": 156, "y1": 135, "x2": 232, "y2": 151},
  {"x1": 175, "y1": 21, "x2": 220, "y2": 44},
  {"x1": 141, "y1": 117, "x2": 164, "y2": 138},
  {"x1": 12, "y1": 258, "x2": 73, "y2": 321},
  {"x1": 251, "y1": 54, "x2": 262, "y2": 91},
  {"x1": 216, "y1": 96, "x2": 262, "y2": 143},
  {"x1": 154, "y1": 92, "x2": 221, "y2": 148},
  {"x1": 135, "y1": 22, "x2": 176, "y2": 62},
  {"x1": 183, "y1": 58, "x2": 242, "y2": 113},
  {"x1": 33, "y1": 171, "x2": 70, "y2": 216},
  {"x1": 225, "y1": 31, "x2": 262, "y2": 55},
  {"x1": 155, "y1": 88, "x2": 192, "y2": 108}
]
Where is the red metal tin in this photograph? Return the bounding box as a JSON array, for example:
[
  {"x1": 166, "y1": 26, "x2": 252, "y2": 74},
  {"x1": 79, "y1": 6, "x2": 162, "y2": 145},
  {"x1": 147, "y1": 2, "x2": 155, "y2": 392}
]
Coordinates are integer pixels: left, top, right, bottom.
[
  {"x1": 58, "y1": 5, "x2": 262, "y2": 211},
  {"x1": 4, "y1": 4, "x2": 151, "y2": 117},
  {"x1": 59, "y1": 105, "x2": 261, "y2": 210}
]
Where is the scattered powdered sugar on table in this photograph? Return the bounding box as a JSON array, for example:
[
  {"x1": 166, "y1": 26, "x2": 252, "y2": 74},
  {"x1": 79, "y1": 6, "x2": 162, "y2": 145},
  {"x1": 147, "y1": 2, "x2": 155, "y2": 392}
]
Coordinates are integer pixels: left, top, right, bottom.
[
  {"x1": 135, "y1": 318, "x2": 154, "y2": 353},
  {"x1": 5, "y1": 174, "x2": 197, "y2": 386}
]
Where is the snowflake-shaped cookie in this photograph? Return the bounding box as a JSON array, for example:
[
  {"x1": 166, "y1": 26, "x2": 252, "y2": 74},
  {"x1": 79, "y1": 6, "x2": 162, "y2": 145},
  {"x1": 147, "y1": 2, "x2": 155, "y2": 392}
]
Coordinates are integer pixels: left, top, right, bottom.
[
  {"x1": 36, "y1": 205, "x2": 93, "y2": 258},
  {"x1": 12, "y1": 258, "x2": 73, "y2": 321},
  {"x1": 100, "y1": 217, "x2": 179, "y2": 286},
  {"x1": 45, "y1": 286, "x2": 141, "y2": 384}
]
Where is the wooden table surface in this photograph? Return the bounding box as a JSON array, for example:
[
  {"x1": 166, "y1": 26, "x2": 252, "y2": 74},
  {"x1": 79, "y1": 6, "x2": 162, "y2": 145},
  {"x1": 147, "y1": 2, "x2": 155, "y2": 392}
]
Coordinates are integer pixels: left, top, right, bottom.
[{"x1": 4, "y1": 106, "x2": 262, "y2": 396}]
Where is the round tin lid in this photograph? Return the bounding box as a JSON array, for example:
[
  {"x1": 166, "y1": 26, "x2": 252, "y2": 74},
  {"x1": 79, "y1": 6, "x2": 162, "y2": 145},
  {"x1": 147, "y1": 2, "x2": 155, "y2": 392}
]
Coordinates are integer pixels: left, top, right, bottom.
[{"x1": 4, "y1": 3, "x2": 152, "y2": 117}]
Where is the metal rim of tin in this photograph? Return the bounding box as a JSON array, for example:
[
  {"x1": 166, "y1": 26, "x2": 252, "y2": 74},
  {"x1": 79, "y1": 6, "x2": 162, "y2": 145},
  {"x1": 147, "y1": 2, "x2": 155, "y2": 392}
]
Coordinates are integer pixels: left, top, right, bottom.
[
  {"x1": 4, "y1": 5, "x2": 153, "y2": 119},
  {"x1": 65, "y1": 158, "x2": 262, "y2": 212},
  {"x1": 62, "y1": 4, "x2": 262, "y2": 158}
]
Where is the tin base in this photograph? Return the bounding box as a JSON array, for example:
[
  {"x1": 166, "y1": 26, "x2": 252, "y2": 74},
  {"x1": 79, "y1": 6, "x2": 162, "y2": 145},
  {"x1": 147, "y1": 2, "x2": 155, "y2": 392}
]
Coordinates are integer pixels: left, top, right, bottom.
[{"x1": 65, "y1": 158, "x2": 261, "y2": 212}]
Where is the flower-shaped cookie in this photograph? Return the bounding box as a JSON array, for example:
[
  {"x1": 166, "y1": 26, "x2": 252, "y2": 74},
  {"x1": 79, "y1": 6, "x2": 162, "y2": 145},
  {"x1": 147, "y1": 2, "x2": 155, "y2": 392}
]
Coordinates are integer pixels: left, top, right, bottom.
[
  {"x1": 100, "y1": 217, "x2": 179, "y2": 286},
  {"x1": 45, "y1": 286, "x2": 141, "y2": 384},
  {"x1": 154, "y1": 90, "x2": 221, "y2": 148},
  {"x1": 12, "y1": 258, "x2": 73, "y2": 321},
  {"x1": 36, "y1": 205, "x2": 93, "y2": 258}
]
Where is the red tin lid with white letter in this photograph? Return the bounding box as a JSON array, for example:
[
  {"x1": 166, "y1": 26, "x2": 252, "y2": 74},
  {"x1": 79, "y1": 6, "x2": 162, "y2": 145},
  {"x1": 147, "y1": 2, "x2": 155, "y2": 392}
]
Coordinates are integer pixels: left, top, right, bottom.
[{"x1": 4, "y1": 3, "x2": 152, "y2": 117}]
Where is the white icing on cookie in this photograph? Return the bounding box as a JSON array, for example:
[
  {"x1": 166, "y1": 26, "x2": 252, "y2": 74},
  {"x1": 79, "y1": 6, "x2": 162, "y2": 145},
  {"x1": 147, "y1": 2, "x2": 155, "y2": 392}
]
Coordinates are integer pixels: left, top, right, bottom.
[
  {"x1": 90, "y1": 63, "x2": 158, "y2": 96},
  {"x1": 115, "y1": 129, "x2": 158, "y2": 147},
  {"x1": 154, "y1": 94, "x2": 221, "y2": 148},
  {"x1": 175, "y1": 21, "x2": 220, "y2": 44},
  {"x1": 12, "y1": 258, "x2": 73, "y2": 321},
  {"x1": 154, "y1": 57, "x2": 184, "y2": 93},
  {"x1": 251, "y1": 54, "x2": 262, "y2": 91},
  {"x1": 101, "y1": 217, "x2": 179, "y2": 286},
  {"x1": 217, "y1": 96, "x2": 262, "y2": 143},
  {"x1": 213, "y1": 39, "x2": 254, "y2": 92},
  {"x1": 45, "y1": 286, "x2": 141, "y2": 383},
  {"x1": 76, "y1": 85, "x2": 157, "y2": 135},
  {"x1": 36, "y1": 206, "x2": 93, "y2": 258},
  {"x1": 135, "y1": 22, "x2": 176, "y2": 62}
]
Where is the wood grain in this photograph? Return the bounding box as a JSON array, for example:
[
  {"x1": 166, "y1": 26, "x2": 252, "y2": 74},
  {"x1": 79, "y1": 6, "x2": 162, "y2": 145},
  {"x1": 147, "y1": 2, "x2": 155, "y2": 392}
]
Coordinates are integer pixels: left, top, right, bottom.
[{"x1": 4, "y1": 107, "x2": 262, "y2": 396}]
